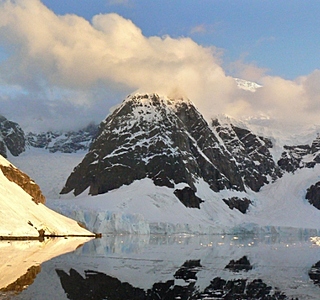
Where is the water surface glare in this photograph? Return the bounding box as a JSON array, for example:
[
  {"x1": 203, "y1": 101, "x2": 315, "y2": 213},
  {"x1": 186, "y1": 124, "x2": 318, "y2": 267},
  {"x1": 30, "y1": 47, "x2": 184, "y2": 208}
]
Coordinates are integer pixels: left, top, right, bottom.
[{"x1": 2, "y1": 234, "x2": 320, "y2": 299}]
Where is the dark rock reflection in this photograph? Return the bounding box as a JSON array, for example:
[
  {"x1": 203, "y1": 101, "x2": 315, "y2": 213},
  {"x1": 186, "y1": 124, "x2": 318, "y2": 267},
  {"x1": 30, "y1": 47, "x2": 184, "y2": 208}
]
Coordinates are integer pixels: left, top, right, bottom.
[
  {"x1": 57, "y1": 258, "x2": 296, "y2": 300},
  {"x1": 224, "y1": 256, "x2": 253, "y2": 272},
  {"x1": 309, "y1": 261, "x2": 320, "y2": 286}
]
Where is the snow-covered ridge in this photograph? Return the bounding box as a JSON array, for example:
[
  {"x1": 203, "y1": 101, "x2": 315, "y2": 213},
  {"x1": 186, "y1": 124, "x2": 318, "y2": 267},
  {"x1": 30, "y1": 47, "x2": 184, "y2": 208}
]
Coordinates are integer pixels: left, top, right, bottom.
[
  {"x1": 103, "y1": 93, "x2": 193, "y2": 126},
  {"x1": 234, "y1": 77, "x2": 262, "y2": 92}
]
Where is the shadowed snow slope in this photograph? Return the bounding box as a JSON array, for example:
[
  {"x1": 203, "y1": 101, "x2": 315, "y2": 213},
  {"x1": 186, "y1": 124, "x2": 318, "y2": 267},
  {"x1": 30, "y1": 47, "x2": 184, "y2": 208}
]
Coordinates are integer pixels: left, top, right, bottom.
[{"x1": 0, "y1": 155, "x2": 93, "y2": 237}]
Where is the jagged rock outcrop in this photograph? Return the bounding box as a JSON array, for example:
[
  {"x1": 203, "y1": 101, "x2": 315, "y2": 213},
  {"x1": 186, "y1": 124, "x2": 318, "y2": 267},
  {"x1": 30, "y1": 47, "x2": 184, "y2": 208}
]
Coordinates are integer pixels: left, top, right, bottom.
[
  {"x1": 174, "y1": 260, "x2": 202, "y2": 282},
  {"x1": 61, "y1": 94, "x2": 283, "y2": 200},
  {"x1": 225, "y1": 256, "x2": 253, "y2": 272},
  {"x1": 0, "y1": 163, "x2": 45, "y2": 204},
  {"x1": 309, "y1": 260, "x2": 320, "y2": 286},
  {"x1": 305, "y1": 181, "x2": 320, "y2": 210},
  {"x1": 204, "y1": 277, "x2": 290, "y2": 299},
  {"x1": 26, "y1": 123, "x2": 98, "y2": 153},
  {"x1": 211, "y1": 119, "x2": 282, "y2": 192},
  {"x1": 278, "y1": 135, "x2": 320, "y2": 172},
  {"x1": 0, "y1": 115, "x2": 25, "y2": 158},
  {"x1": 223, "y1": 197, "x2": 252, "y2": 214},
  {"x1": 57, "y1": 262, "x2": 291, "y2": 300},
  {"x1": 61, "y1": 94, "x2": 252, "y2": 197},
  {"x1": 174, "y1": 187, "x2": 204, "y2": 209}
]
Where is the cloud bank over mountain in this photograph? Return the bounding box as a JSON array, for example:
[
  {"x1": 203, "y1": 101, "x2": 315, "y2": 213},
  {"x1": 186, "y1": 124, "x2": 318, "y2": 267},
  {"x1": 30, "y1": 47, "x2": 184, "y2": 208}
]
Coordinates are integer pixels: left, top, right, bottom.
[{"x1": 0, "y1": 0, "x2": 319, "y2": 132}]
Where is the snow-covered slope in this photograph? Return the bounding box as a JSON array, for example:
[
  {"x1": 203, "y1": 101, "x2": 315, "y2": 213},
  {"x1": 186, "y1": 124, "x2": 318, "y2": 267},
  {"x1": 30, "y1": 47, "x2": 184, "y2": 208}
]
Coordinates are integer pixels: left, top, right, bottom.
[{"x1": 0, "y1": 155, "x2": 94, "y2": 238}]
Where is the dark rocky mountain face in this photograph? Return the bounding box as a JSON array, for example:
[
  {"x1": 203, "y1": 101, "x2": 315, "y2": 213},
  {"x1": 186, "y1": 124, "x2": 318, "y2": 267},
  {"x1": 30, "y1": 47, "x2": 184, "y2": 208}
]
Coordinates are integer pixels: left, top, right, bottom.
[
  {"x1": 211, "y1": 119, "x2": 282, "y2": 192},
  {"x1": 305, "y1": 181, "x2": 320, "y2": 210},
  {"x1": 26, "y1": 123, "x2": 98, "y2": 153},
  {"x1": 60, "y1": 94, "x2": 281, "y2": 198},
  {"x1": 277, "y1": 135, "x2": 320, "y2": 172},
  {"x1": 0, "y1": 115, "x2": 25, "y2": 158}
]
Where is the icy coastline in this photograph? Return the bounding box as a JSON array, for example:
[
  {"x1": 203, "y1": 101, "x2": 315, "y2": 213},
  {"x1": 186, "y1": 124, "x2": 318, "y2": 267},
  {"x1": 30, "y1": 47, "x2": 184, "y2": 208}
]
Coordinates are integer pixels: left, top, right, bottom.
[{"x1": 47, "y1": 202, "x2": 320, "y2": 236}]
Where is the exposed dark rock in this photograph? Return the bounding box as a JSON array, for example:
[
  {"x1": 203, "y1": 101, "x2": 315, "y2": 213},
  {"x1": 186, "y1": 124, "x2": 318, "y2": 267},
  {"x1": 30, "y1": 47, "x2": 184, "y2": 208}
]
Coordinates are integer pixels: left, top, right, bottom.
[
  {"x1": 61, "y1": 94, "x2": 247, "y2": 198},
  {"x1": 26, "y1": 123, "x2": 98, "y2": 153},
  {"x1": 147, "y1": 280, "x2": 197, "y2": 300},
  {"x1": 174, "y1": 260, "x2": 202, "y2": 282},
  {"x1": 278, "y1": 144, "x2": 311, "y2": 172},
  {"x1": 0, "y1": 137, "x2": 6, "y2": 158},
  {"x1": 311, "y1": 136, "x2": 320, "y2": 153},
  {"x1": 223, "y1": 197, "x2": 252, "y2": 214},
  {"x1": 225, "y1": 256, "x2": 253, "y2": 272},
  {"x1": 174, "y1": 187, "x2": 204, "y2": 209},
  {"x1": 56, "y1": 268, "x2": 146, "y2": 300},
  {"x1": 211, "y1": 119, "x2": 282, "y2": 192},
  {"x1": 204, "y1": 277, "x2": 291, "y2": 299},
  {"x1": 56, "y1": 262, "x2": 293, "y2": 300},
  {"x1": 309, "y1": 260, "x2": 320, "y2": 286},
  {"x1": 62, "y1": 94, "x2": 283, "y2": 200},
  {"x1": 0, "y1": 115, "x2": 25, "y2": 157},
  {"x1": 0, "y1": 164, "x2": 45, "y2": 204},
  {"x1": 305, "y1": 181, "x2": 320, "y2": 210},
  {"x1": 278, "y1": 135, "x2": 320, "y2": 173}
]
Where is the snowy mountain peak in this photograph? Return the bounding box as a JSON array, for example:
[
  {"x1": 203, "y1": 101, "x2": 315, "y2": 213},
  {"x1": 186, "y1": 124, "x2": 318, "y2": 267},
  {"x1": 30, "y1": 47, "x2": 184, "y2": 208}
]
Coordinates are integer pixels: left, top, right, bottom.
[
  {"x1": 234, "y1": 78, "x2": 262, "y2": 92},
  {"x1": 113, "y1": 93, "x2": 192, "y2": 119},
  {"x1": 61, "y1": 93, "x2": 281, "y2": 204}
]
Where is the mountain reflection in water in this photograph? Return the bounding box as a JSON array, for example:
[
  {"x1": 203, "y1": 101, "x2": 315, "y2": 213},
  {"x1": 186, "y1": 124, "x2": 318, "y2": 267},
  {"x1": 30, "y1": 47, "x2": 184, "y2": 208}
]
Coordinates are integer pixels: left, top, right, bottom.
[
  {"x1": 10, "y1": 234, "x2": 320, "y2": 299},
  {"x1": 56, "y1": 259, "x2": 290, "y2": 299}
]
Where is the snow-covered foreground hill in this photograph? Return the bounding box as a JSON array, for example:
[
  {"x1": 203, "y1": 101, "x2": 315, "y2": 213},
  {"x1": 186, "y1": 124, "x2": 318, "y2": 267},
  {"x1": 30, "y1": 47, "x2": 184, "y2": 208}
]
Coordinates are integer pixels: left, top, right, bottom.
[
  {"x1": 10, "y1": 147, "x2": 320, "y2": 236},
  {"x1": 0, "y1": 153, "x2": 94, "y2": 237}
]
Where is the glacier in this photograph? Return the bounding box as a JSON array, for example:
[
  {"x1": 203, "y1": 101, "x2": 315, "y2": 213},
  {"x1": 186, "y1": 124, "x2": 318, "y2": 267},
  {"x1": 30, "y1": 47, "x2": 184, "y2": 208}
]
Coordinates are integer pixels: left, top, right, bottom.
[{"x1": 47, "y1": 169, "x2": 320, "y2": 236}]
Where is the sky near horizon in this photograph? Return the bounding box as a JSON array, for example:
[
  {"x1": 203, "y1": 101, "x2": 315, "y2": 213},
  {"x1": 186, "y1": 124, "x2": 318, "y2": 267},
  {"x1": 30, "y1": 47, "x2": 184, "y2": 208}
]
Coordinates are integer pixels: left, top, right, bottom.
[{"x1": 0, "y1": 0, "x2": 319, "y2": 132}]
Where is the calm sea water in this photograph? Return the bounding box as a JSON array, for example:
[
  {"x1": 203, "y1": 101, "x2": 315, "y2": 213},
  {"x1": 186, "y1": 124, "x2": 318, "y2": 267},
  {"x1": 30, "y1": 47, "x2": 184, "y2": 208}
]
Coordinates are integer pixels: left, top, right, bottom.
[{"x1": 2, "y1": 234, "x2": 320, "y2": 299}]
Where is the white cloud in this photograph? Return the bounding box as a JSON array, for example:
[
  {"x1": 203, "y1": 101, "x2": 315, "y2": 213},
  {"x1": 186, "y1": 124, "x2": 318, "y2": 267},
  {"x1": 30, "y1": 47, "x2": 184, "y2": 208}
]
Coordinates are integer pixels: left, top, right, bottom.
[{"x1": 0, "y1": 0, "x2": 319, "y2": 135}]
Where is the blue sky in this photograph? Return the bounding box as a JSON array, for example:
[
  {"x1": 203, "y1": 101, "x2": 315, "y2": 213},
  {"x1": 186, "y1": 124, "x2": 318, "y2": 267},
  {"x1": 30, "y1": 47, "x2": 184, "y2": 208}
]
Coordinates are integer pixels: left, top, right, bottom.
[
  {"x1": 0, "y1": 0, "x2": 320, "y2": 132},
  {"x1": 41, "y1": 0, "x2": 320, "y2": 79}
]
